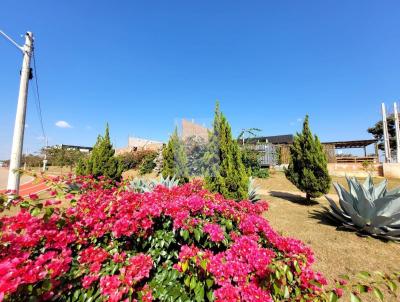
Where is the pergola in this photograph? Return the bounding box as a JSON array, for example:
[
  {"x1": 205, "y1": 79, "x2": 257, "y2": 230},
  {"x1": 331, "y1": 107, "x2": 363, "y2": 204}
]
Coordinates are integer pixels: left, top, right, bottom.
[{"x1": 322, "y1": 139, "x2": 379, "y2": 163}]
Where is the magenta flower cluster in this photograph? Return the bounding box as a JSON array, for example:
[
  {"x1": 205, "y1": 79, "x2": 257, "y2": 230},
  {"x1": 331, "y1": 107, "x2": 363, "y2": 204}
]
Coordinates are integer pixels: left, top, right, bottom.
[{"x1": 0, "y1": 176, "x2": 328, "y2": 301}]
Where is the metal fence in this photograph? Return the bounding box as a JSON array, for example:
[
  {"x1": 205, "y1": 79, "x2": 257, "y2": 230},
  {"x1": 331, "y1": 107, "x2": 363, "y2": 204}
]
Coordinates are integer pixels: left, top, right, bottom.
[{"x1": 246, "y1": 143, "x2": 278, "y2": 166}]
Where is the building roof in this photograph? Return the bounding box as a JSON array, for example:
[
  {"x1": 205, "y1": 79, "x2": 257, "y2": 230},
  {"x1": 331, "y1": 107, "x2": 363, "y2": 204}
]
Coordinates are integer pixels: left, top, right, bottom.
[
  {"x1": 61, "y1": 144, "x2": 93, "y2": 151},
  {"x1": 243, "y1": 135, "x2": 294, "y2": 145},
  {"x1": 322, "y1": 139, "x2": 378, "y2": 149}
]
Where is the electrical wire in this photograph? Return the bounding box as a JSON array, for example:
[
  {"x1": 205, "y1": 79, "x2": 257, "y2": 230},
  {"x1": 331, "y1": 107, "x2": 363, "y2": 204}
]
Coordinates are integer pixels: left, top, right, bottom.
[{"x1": 31, "y1": 49, "x2": 47, "y2": 146}]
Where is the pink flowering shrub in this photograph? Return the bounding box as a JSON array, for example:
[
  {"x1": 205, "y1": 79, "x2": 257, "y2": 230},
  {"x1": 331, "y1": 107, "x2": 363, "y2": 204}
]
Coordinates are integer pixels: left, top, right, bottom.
[{"x1": 0, "y1": 176, "x2": 333, "y2": 301}]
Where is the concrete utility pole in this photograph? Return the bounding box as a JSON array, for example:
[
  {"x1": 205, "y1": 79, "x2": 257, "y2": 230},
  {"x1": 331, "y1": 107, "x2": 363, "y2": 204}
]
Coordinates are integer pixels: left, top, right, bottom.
[
  {"x1": 394, "y1": 102, "x2": 400, "y2": 163},
  {"x1": 3, "y1": 32, "x2": 34, "y2": 195},
  {"x1": 381, "y1": 102, "x2": 392, "y2": 163}
]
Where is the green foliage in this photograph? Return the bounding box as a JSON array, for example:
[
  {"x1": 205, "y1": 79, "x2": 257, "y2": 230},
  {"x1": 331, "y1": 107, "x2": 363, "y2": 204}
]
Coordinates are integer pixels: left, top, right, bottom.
[
  {"x1": 139, "y1": 152, "x2": 158, "y2": 175},
  {"x1": 42, "y1": 146, "x2": 85, "y2": 170},
  {"x1": 129, "y1": 175, "x2": 180, "y2": 193},
  {"x1": 162, "y1": 128, "x2": 189, "y2": 184},
  {"x1": 21, "y1": 154, "x2": 43, "y2": 167},
  {"x1": 241, "y1": 147, "x2": 269, "y2": 178},
  {"x1": 325, "y1": 175, "x2": 400, "y2": 240},
  {"x1": 285, "y1": 115, "x2": 331, "y2": 201},
  {"x1": 367, "y1": 114, "x2": 399, "y2": 152},
  {"x1": 327, "y1": 270, "x2": 400, "y2": 301},
  {"x1": 241, "y1": 147, "x2": 261, "y2": 174},
  {"x1": 185, "y1": 136, "x2": 207, "y2": 176},
  {"x1": 118, "y1": 150, "x2": 157, "y2": 171},
  {"x1": 253, "y1": 168, "x2": 269, "y2": 179},
  {"x1": 76, "y1": 124, "x2": 123, "y2": 181},
  {"x1": 203, "y1": 102, "x2": 249, "y2": 200}
]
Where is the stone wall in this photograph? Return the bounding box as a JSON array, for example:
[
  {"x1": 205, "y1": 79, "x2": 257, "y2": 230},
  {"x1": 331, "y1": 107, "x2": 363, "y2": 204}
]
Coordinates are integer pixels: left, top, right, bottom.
[
  {"x1": 327, "y1": 163, "x2": 383, "y2": 177},
  {"x1": 382, "y1": 163, "x2": 400, "y2": 179}
]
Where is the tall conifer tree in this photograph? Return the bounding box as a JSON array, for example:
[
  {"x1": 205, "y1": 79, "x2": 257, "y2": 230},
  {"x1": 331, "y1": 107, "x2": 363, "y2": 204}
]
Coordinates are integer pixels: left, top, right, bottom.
[
  {"x1": 285, "y1": 115, "x2": 331, "y2": 201},
  {"x1": 161, "y1": 127, "x2": 189, "y2": 184},
  {"x1": 76, "y1": 124, "x2": 123, "y2": 181},
  {"x1": 204, "y1": 102, "x2": 249, "y2": 200}
]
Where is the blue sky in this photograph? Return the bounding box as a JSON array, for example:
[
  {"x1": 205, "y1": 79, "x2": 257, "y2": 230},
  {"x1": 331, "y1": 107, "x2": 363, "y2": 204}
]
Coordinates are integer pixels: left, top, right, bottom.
[{"x1": 1, "y1": 1, "x2": 400, "y2": 159}]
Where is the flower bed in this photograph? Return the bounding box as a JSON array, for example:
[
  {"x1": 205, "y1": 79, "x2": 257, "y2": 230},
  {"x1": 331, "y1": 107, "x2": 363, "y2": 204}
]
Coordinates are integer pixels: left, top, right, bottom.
[{"x1": 0, "y1": 176, "x2": 330, "y2": 301}]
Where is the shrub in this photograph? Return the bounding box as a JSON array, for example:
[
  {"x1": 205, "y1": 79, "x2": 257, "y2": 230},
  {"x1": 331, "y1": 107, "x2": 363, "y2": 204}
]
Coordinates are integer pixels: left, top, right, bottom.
[
  {"x1": 253, "y1": 168, "x2": 269, "y2": 179},
  {"x1": 139, "y1": 152, "x2": 158, "y2": 175},
  {"x1": 0, "y1": 175, "x2": 332, "y2": 302},
  {"x1": 162, "y1": 128, "x2": 189, "y2": 184},
  {"x1": 76, "y1": 124, "x2": 123, "y2": 181},
  {"x1": 119, "y1": 150, "x2": 157, "y2": 171},
  {"x1": 285, "y1": 115, "x2": 331, "y2": 201},
  {"x1": 241, "y1": 147, "x2": 261, "y2": 175},
  {"x1": 203, "y1": 102, "x2": 249, "y2": 200}
]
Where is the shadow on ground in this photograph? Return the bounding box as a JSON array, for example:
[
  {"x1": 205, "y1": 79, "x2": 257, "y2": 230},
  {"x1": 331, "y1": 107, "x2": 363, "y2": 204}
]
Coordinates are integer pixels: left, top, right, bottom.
[
  {"x1": 309, "y1": 209, "x2": 392, "y2": 243},
  {"x1": 269, "y1": 191, "x2": 319, "y2": 206}
]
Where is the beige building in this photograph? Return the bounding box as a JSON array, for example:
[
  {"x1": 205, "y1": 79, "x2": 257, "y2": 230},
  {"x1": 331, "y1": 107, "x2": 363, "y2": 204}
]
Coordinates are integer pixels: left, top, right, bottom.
[
  {"x1": 181, "y1": 119, "x2": 209, "y2": 141},
  {"x1": 115, "y1": 137, "x2": 163, "y2": 155}
]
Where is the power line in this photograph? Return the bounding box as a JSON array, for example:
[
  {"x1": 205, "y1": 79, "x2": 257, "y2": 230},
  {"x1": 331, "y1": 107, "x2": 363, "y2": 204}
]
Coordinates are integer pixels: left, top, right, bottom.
[{"x1": 31, "y1": 49, "x2": 47, "y2": 146}]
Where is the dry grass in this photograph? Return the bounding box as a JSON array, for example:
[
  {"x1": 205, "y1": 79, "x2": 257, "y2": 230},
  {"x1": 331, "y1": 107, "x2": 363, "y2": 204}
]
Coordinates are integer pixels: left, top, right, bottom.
[
  {"x1": 257, "y1": 172, "x2": 400, "y2": 300},
  {"x1": 256, "y1": 171, "x2": 400, "y2": 194}
]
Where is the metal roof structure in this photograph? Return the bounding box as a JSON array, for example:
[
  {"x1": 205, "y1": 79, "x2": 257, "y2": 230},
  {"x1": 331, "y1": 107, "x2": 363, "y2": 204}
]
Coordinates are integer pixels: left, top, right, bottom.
[
  {"x1": 243, "y1": 134, "x2": 294, "y2": 145},
  {"x1": 61, "y1": 144, "x2": 93, "y2": 152},
  {"x1": 322, "y1": 139, "x2": 378, "y2": 149}
]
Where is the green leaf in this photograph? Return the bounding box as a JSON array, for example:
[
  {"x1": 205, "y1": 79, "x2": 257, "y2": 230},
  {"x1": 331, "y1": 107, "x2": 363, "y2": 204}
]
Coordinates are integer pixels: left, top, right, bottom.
[
  {"x1": 42, "y1": 279, "x2": 52, "y2": 291},
  {"x1": 387, "y1": 280, "x2": 397, "y2": 292},
  {"x1": 184, "y1": 276, "x2": 191, "y2": 287},
  {"x1": 194, "y1": 229, "x2": 201, "y2": 242},
  {"x1": 283, "y1": 286, "x2": 290, "y2": 299},
  {"x1": 20, "y1": 201, "x2": 30, "y2": 208},
  {"x1": 356, "y1": 284, "x2": 368, "y2": 293},
  {"x1": 373, "y1": 287, "x2": 384, "y2": 302},
  {"x1": 194, "y1": 282, "x2": 204, "y2": 302},
  {"x1": 200, "y1": 259, "x2": 207, "y2": 271},
  {"x1": 190, "y1": 276, "x2": 197, "y2": 290},
  {"x1": 328, "y1": 292, "x2": 338, "y2": 302},
  {"x1": 31, "y1": 207, "x2": 41, "y2": 217},
  {"x1": 286, "y1": 270, "x2": 293, "y2": 282},
  {"x1": 206, "y1": 290, "x2": 214, "y2": 301},
  {"x1": 182, "y1": 261, "x2": 188, "y2": 273},
  {"x1": 357, "y1": 271, "x2": 371, "y2": 279},
  {"x1": 181, "y1": 229, "x2": 189, "y2": 241},
  {"x1": 206, "y1": 278, "x2": 214, "y2": 288},
  {"x1": 350, "y1": 293, "x2": 361, "y2": 302}
]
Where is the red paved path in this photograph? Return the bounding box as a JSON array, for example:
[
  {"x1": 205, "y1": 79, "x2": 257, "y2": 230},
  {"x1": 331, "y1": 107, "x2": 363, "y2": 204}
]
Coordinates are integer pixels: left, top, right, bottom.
[{"x1": 0, "y1": 178, "x2": 48, "y2": 197}]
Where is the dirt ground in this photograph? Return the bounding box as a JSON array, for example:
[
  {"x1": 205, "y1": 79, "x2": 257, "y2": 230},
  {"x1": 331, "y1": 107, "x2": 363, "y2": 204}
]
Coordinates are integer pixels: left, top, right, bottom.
[{"x1": 257, "y1": 172, "x2": 400, "y2": 300}]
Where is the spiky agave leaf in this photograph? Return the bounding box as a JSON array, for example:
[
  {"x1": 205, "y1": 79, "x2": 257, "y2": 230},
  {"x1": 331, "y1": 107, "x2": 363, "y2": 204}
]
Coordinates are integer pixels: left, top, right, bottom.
[
  {"x1": 326, "y1": 176, "x2": 400, "y2": 241},
  {"x1": 129, "y1": 175, "x2": 180, "y2": 193},
  {"x1": 248, "y1": 177, "x2": 261, "y2": 203}
]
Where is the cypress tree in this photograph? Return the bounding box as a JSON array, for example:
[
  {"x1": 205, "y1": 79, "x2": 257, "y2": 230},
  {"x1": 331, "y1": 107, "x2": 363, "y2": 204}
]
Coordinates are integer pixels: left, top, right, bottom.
[
  {"x1": 162, "y1": 127, "x2": 189, "y2": 184},
  {"x1": 204, "y1": 102, "x2": 249, "y2": 200},
  {"x1": 76, "y1": 124, "x2": 123, "y2": 181},
  {"x1": 285, "y1": 115, "x2": 331, "y2": 201}
]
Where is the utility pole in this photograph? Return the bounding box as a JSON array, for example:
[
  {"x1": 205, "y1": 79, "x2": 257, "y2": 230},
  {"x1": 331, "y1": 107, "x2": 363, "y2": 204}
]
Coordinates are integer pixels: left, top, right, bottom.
[
  {"x1": 381, "y1": 102, "x2": 392, "y2": 163},
  {"x1": 42, "y1": 137, "x2": 48, "y2": 172},
  {"x1": 1, "y1": 31, "x2": 34, "y2": 195},
  {"x1": 394, "y1": 102, "x2": 400, "y2": 163}
]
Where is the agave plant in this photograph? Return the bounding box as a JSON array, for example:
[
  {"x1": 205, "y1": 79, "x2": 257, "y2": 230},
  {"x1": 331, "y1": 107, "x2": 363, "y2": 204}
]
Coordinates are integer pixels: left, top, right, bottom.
[
  {"x1": 325, "y1": 175, "x2": 400, "y2": 241},
  {"x1": 248, "y1": 177, "x2": 261, "y2": 203},
  {"x1": 129, "y1": 175, "x2": 179, "y2": 193}
]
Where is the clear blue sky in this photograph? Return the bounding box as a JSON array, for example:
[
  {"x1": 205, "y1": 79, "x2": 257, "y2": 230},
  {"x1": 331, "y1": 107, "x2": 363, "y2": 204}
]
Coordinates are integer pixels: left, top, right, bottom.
[{"x1": 1, "y1": 1, "x2": 400, "y2": 159}]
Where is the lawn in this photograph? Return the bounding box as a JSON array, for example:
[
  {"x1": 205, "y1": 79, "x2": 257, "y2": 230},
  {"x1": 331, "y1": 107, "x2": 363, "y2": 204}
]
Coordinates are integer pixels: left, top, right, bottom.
[{"x1": 256, "y1": 172, "x2": 400, "y2": 299}]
